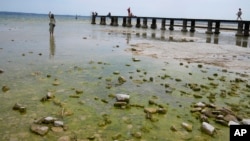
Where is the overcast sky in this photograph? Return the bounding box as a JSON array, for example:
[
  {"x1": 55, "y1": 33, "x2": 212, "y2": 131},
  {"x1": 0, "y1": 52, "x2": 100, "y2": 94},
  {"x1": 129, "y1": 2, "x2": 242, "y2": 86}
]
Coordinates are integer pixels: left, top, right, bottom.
[{"x1": 1, "y1": 0, "x2": 250, "y2": 20}]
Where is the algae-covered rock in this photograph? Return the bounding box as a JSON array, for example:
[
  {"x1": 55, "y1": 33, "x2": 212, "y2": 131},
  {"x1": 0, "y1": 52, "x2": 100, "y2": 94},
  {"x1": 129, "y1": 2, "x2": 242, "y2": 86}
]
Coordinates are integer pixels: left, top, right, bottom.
[
  {"x1": 30, "y1": 123, "x2": 49, "y2": 136},
  {"x1": 2, "y1": 85, "x2": 10, "y2": 92},
  {"x1": 181, "y1": 122, "x2": 193, "y2": 132},
  {"x1": 118, "y1": 76, "x2": 127, "y2": 83}
]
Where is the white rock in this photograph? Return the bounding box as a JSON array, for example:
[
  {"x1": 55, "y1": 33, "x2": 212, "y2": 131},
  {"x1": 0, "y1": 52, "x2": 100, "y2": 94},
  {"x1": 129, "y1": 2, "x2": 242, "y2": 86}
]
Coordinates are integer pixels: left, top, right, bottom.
[
  {"x1": 43, "y1": 116, "x2": 56, "y2": 123},
  {"x1": 115, "y1": 94, "x2": 130, "y2": 102},
  {"x1": 241, "y1": 119, "x2": 250, "y2": 125},
  {"x1": 195, "y1": 102, "x2": 206, "y2": 107},
  {"x1": 201, "y1": 122, "x2": 215, "y2": 136},
  {"x1": 228, "y1": 121, "x2": 240, "y2": 126},
  {"x1": 54, "y1": 121, "x2": 64, "y2": 127}
]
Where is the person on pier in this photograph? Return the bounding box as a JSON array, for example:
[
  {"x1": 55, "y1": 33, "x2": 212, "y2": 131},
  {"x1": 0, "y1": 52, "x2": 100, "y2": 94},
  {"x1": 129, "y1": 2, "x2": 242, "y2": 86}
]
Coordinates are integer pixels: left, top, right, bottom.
[
  {"x1": 127, "y1": 7, "x2": 131, "y2": 16},
  {"x1": 236, "y1": 8, "x2": 242, "y2": 20}
]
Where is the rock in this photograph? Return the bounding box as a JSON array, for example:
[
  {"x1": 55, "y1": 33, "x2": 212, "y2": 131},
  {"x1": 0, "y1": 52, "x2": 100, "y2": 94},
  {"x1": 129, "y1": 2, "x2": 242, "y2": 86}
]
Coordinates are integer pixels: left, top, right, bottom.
[
  {"x1": 190, "y1": 107, "x2": 202, "y2": 113},
  {"x1": 0, "y1": 69, "x2": 4, "y2": 73},
  {"x1": 194, "y1": 102, "x2": 206, "y2": 108},
  {"x1": 113, "y1": 71, "x2": 120, "y2": 75},
  {"x1": 170, "y1": 125, "x2": 178, "y2": 132},
  {"x1": 19, "y1": 106, "x2": 27, "y2": 113},
  {"x1": 144, "y1": 108, "x2": 157, "y2": 114},
  {"x1": 13, "y1": 103, "x2": 22, "y2": 110},
  {"x1": 2, "y1": 86, "x2": 10, "y2": 92},
  {"x1": 57, "y1": 136, "x2": 71, "y2": 141},
  {"x1": 46, "y1": 92, "x2": 54, "y2": 99},
  {"x1": 30, "y1": 123, "x2": 49, "y2": 136},
  {"x1": 228, "y1": 121, "x2": 240, "y2": 126},
  {"x1": 114, "y1": 102, "x2": 127, "y2": 107},
  {"x1": 52, "y1": 80, "x2": 60, "y2": 86},
  {"x1": 51, "y1": 127, "x2": 64, "y2": 133},
  {"x1": 148, "y1": 99, "x2": 157, "y2": 105},
  {"x1": 115, "y1": 94, "x2": 130, "y2": 103},
  {"x1": 241, "y1": 119, "x2": 250, "y2": 125},
  {"x1": 75, "y1": 90, "x2": 83, "y2": 94},
  {"x1": 157, "y1": 108, "x2": 167, "y2": 114},
  {"x1": 43, "y1": 116, "x2": 57, "y2": 124},
  {"x1": 13, "y1": 103, "x2": 26, "y2": 113},
  {"x1": 118, "y1": 76, "x2": 127, "y2": 83},
  {"x1": 215, "y1": 119, "x2": 228, "y2": 126},
  {"x1": 132, "y1": 58, "x2": 140, "y2": 62},
  {"x1": 131, "y1": 131, "x2": 142, "y2": 138},
  {"x1": 200, "y1": 114, "x2": 209, "y2": 122},
  {"x1": 223, "y1": 114, "x2": 238, "y2": 122},
  {"x1": 112, "y1": 133, "x2": 122, "y2": 140},
  {"x1": 201, "y1": 122, "x2": 215, "y2": 136},
  {"x1": 181, "y1": 122, "x2": 193, "y2": 132},
  {"x1": 193, "y1": 94, "x2": 203, "y2": 98},
  {"x1": 54, "y1": 121, "x2": 64, "y2": 127}
]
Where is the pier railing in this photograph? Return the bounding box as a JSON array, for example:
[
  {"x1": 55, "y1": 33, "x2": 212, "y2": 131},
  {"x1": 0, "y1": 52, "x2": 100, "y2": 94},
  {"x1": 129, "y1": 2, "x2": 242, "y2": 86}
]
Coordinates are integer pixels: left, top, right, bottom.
[{"x1": 91, "y1": 15, "x2": 250, "y2": 37}]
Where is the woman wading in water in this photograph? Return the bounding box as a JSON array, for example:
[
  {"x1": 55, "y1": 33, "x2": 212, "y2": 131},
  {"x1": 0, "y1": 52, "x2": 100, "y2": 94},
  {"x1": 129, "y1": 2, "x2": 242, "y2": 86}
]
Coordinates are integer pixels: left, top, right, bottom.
[{"x1": 48, "y1": 11, "x2": 56, "y2": 36}]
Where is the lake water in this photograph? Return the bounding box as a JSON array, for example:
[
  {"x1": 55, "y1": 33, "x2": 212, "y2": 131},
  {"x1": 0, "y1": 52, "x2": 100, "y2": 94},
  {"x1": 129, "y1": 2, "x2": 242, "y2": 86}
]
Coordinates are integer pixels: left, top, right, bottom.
[{"x1": 0, "y1": 12, "x2": 250, "y2": 141}]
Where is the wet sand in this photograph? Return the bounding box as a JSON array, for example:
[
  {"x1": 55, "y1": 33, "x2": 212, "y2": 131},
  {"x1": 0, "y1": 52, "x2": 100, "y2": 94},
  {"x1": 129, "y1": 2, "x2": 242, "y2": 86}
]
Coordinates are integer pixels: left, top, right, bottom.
[{"x1": 126, "y1": 40, "x2": 250, "y2": 73}]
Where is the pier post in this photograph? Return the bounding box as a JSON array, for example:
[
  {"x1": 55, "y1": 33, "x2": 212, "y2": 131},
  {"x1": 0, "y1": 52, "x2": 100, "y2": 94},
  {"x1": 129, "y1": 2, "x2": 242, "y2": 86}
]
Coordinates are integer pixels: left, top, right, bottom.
[
  {"x1": 100, "y1": 16, "x2": 106, "y2": 25},
  {"x1": 127, "y1": 17, "x2": 132, "y2": 27},
  {"x1": 122, "y1": 17, "x2": 127, "y2": 27},
  {"x1": 190, "y1": 20, "x2": 195, "y2": 32},
  {"x1": 235, "y1": 21, "x2": 243, "y2": 36},
  {"x1": 206, "y1": 20, "x2": 213, "y2": 34},
  {"x1": 110, "y1": 17, "x2": 114, "y2": 26},
  {"x1": 243, "y1": 22, "x2": 249, "y2": 36},
  {"x1": 136, "y1": 18, "x2": 141, "y2": 28},
  {"x1": 91, "y1": 15, "x2": 96, "y2": 24},
  {"x1": 113, "y1": 17, "x2": 118, "y2": 26},
  {"x1": 151, "y1": 18, "x2": 157, "y2": 29},
  {"x1": 181, "y1": 20, "x2": 188, "y2": 32},
  {"x1": 214, "y1": 21, "x2": 220, "y2": 34},
  {"x1": 142, "y1": 18, "x2": 148, "y2": 28},
  {"x1": 169, "y1": 19, "x2": 174, "y2": 30},
  {"x1": 161, "y1": 19, "x2": 166, "y2": 30}
]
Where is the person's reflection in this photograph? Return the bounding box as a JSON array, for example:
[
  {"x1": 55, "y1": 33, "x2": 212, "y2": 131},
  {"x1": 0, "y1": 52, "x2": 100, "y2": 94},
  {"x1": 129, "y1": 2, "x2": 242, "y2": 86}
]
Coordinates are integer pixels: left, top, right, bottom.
[
  {"x1": 50, "y1": 35, "x2": 56, "y2": 59},
  {"x1": 126, "y1": 33, "x2": 131, "y2": 44}
]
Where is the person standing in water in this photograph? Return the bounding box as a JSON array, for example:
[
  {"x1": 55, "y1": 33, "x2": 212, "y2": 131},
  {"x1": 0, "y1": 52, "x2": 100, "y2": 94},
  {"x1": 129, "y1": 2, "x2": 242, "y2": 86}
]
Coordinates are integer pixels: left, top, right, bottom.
[{"x1": 48, "y1": 11, "x2": 56, "y2": 36}]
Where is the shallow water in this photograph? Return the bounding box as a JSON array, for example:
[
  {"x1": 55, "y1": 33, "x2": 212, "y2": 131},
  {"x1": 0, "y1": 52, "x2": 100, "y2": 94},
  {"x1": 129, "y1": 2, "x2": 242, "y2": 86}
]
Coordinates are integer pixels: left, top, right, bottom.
[{"x1": 0, "y1": 13, "x2": 250, "y2": 141}]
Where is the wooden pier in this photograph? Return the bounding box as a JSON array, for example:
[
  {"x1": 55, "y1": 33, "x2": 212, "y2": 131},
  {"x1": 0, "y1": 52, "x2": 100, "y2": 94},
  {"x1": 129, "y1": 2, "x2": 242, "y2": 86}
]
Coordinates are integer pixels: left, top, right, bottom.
[{"x1": 91, "y1": 15, "x2": 250, "y2": 37}]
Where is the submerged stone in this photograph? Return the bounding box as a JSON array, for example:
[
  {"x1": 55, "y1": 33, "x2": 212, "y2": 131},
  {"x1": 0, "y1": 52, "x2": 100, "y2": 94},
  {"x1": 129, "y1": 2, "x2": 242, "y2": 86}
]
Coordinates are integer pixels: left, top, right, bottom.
[
  {"x1": 0, "y1": 69, "x2": 4, "y2": 73},
  {"x1": 118, "y1": 76, "x2": 127, "y2": 83},
  {"x1": 2, "y1": 86, "x2": 10, "y2": 92}
]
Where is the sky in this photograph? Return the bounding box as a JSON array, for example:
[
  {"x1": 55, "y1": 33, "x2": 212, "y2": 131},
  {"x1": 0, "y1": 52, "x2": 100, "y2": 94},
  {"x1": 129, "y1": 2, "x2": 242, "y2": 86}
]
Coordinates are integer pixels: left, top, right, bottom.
[{"x1": 1, "y1": 0, "x2": 250, "y2": 20}]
